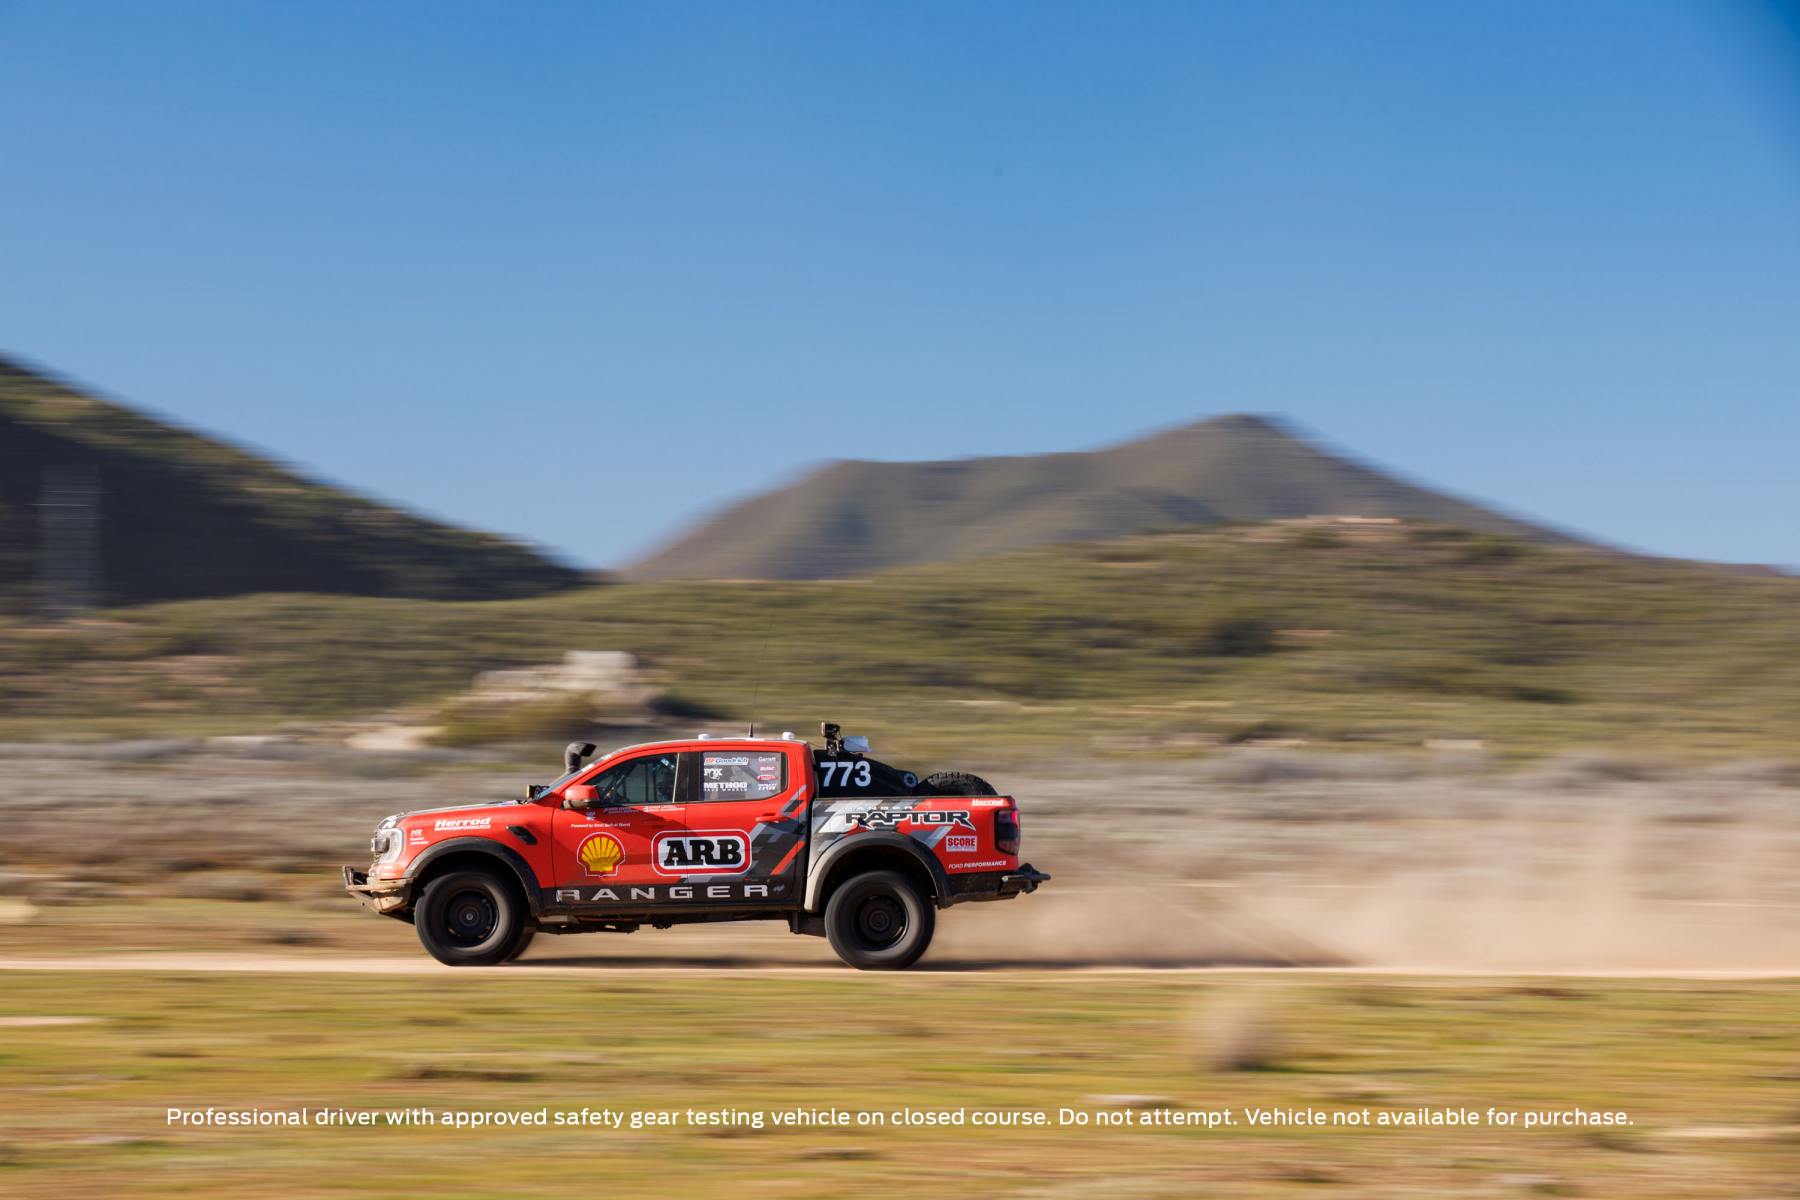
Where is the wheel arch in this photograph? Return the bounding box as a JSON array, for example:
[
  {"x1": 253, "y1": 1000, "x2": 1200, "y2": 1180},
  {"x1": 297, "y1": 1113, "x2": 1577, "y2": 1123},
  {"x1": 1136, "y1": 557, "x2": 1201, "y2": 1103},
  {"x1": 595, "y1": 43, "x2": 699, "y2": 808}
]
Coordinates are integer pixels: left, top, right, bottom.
[
  {"x1": 404, "y1": 838, "x2": 542, "y2": 916},
  {"x1": 805, "y1": 834, "x2": 950, "y2": 913}
]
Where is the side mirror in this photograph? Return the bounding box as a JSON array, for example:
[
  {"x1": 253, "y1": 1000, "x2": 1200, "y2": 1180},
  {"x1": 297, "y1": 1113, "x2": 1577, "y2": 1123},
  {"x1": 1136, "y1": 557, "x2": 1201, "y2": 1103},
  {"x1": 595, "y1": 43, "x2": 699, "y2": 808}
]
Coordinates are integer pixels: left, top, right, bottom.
[{"x1": 562, "y1": 783, "x2": 599, "y2": 809}]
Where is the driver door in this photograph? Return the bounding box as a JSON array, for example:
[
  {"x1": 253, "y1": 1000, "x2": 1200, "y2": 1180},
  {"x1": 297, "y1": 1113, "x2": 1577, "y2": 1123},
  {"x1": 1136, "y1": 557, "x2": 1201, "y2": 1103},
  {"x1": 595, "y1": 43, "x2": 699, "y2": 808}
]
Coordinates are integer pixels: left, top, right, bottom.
[{"x1": 550, "y1": 751, "x2": 684, "y2": 893}]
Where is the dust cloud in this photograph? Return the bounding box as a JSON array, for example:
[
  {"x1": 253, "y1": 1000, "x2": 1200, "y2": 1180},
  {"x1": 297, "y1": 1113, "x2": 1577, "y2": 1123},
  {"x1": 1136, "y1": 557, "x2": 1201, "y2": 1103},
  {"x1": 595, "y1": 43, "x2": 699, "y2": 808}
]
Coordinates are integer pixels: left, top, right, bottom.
[{"x1": 933, "y1": 763, "x2": 1800, "y2": 972}]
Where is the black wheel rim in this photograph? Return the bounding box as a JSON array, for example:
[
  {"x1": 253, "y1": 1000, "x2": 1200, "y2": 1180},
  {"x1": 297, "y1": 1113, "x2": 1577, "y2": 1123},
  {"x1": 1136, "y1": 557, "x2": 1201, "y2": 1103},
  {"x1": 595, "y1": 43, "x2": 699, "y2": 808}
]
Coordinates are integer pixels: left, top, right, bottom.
[
  {"x1": 442, "y1": 889, "x2": 498, "y2": 948},
  {"x1": 855, "y1": 895, "x2": 906, "y2": 949}
]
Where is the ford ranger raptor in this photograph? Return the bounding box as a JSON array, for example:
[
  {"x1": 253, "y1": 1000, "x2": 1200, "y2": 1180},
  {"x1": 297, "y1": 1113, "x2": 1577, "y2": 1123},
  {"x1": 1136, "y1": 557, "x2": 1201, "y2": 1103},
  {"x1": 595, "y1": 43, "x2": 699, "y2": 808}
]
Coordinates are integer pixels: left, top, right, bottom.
[{"x1": 343, "y1": 724, "x2": 1049, "y2": 969}]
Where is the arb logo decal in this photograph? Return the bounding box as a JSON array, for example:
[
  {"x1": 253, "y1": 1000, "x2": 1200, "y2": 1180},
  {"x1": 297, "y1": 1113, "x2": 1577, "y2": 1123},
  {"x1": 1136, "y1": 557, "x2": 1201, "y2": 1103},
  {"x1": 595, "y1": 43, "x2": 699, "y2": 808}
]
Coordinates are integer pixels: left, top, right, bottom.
[
  {"x1": 654, "y1": 832, "x2": 750, "y2": 875},
  {"x1": 576, "y1": 832, "x2": 625, "y2": 878}
]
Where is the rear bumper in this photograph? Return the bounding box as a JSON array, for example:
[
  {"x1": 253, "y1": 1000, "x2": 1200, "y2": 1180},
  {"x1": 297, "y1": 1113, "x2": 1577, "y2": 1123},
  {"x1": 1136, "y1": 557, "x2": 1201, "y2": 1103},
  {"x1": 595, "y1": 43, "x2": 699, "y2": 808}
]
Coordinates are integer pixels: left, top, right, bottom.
[
  {"x1": 998, "y1": 865, "x2": 1051, "y2": 897},
  {"x1": 943, "y1": 863, "x2": 1051, "y2": 905},
  {"x1": 342, "y1": 865, "x2": 410, "y2": 915}
]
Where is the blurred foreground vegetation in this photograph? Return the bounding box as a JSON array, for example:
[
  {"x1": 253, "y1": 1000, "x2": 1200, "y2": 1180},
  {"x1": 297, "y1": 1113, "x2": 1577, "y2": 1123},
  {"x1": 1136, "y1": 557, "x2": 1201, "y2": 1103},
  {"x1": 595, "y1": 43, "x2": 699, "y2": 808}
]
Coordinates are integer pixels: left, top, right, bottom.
[
  {"x1": 0, "y1": 523, "x2": 1795, "y2": 760},
  {"x1": 0, "y1": 970, "x2": 1795, "y2": 1198}
]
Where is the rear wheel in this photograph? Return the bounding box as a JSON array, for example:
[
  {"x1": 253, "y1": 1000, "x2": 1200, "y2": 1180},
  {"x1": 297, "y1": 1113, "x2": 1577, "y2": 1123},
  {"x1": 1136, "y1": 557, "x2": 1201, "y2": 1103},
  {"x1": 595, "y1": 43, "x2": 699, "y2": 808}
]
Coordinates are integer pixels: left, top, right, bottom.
[
  {"x1": 415, "y1": 869, "x2": 524, "y2": 966},
  {"x1": 914, "y1": 770, "x2": 997, "y2": 797},
  {"x1": 825, "y1": 870, "x2": 935, "y2": 970}
]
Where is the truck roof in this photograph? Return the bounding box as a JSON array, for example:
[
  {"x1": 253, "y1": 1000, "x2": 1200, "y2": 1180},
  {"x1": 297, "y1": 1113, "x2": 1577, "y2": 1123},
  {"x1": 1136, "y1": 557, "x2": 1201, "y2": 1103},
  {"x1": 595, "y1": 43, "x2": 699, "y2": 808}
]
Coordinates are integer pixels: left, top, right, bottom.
[{"x1": 596, "y1": 735, "x2": 813, "y2": 759}]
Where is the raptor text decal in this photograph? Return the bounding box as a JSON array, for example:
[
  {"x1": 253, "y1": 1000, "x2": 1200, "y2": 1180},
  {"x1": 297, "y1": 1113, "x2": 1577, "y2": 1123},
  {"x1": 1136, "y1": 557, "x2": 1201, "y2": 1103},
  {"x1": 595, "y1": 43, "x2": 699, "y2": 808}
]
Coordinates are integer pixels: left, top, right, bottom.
[{"x1": 848, "y1": 809, "x2": 976, "y2": 832}]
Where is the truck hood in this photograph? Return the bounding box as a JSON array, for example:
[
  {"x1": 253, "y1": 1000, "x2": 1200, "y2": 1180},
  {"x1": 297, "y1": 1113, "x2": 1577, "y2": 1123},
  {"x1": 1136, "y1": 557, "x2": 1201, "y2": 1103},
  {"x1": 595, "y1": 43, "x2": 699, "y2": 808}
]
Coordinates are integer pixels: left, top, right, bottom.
[{"x1": 380, "y1": 799, "x2": 526, "y2": 829}]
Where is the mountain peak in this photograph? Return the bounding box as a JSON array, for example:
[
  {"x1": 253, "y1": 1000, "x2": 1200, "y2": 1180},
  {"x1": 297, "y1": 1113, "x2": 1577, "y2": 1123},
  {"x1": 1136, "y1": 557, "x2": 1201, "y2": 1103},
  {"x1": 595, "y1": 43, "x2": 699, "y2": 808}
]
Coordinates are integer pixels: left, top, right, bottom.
[{"x1": 629, "y1": 414, "x2": 1570, "y2": 580}]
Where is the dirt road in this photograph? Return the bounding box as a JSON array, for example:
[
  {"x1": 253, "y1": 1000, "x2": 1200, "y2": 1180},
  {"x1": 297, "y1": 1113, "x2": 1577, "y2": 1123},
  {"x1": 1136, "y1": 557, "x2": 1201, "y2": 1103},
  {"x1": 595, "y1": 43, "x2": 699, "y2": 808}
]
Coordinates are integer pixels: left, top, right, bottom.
[{"x1": 2, "y1": 950, "x2": 1795, "y2": 979}]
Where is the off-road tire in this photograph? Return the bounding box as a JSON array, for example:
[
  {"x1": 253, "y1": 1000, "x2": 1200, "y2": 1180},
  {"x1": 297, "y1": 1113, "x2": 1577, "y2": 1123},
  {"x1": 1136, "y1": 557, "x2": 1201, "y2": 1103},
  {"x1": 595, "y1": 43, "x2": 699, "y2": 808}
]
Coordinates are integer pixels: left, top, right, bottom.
[
  {"x1": 914, "y1": 770, "x2": 998, "y2": 797},
  {"x1": 502, "y1": 924, "x2": 537, "y2": 963},
  {"x1": 415, "y1": 869, "x2": 525, "y2": 966},
  {"x1": 825, "y1": 870, "x2": 935, "y2": 970}
]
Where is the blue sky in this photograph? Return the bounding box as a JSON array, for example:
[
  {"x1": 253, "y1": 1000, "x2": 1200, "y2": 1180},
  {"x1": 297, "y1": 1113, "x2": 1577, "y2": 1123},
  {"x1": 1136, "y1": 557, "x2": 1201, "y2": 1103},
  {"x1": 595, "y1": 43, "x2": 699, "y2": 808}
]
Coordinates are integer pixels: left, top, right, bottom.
[{"x1": 3, "y1": 1, "x2": 1797, "y2": 568}]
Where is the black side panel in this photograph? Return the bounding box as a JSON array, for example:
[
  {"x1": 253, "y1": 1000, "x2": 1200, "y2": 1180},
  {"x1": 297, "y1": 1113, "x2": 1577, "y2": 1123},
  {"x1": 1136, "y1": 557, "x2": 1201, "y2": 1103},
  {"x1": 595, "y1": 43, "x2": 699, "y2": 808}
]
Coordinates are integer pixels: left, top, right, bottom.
[{"x1": 813, "y1": 754, "x2": 921, "y2": 798}]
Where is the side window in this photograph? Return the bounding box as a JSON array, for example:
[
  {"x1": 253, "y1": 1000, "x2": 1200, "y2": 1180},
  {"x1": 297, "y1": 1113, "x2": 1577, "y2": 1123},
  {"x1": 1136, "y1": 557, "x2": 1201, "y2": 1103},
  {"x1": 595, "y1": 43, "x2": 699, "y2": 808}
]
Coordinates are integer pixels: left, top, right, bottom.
[
  {"x1": 591, "y1": 753, "x2": 679, "y2": 807},
  {"x1": 696, "y1": 750, "x2": 787, "y2": 803}
]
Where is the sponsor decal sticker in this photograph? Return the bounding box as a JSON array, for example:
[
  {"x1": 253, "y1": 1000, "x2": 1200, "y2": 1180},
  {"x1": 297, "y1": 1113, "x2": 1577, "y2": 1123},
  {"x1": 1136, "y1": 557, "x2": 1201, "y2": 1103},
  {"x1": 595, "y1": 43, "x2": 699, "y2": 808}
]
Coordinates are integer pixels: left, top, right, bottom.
[
  {"x1": 944, "y1": 834, "x2": 979, "y2": 853},
  {"x1": 551, "y1": 882, "x2": 777, "y2": 905},
  {"x1": 653, "y1": 831, "x2": 750, "y2": 875},
  {"x1": 408, "y1": 829, "x2": 426, "y2": 843},
  {"x1": 701, "y1": 752, "x2": 785, "y2": 800},
  {"x1": 576, "y1": 832, "x2": 626, "y2": 878},
  {"x1": 848, "y1": 808, "x2": 976, "y2": 832},
  {"x1": 434, "y1": 817, "x2": 493, "y2": 832}
]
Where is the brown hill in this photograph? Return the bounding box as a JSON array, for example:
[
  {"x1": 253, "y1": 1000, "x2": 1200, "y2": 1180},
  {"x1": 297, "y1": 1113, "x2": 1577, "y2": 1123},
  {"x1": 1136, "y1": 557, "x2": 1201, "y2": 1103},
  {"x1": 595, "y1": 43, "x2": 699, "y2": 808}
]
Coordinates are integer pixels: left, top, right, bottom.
[
  {"x1": 0, "y1": 355, "x2": 579, "y2": 609},
  {"x1": 630, "y1": 414, "x2": 1574, "y2": 580}
]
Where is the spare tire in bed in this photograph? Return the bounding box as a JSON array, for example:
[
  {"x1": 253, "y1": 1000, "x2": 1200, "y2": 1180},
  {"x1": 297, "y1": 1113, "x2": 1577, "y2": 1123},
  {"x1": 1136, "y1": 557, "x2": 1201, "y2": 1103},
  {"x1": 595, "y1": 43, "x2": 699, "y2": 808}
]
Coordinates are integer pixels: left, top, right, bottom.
[{"x1": 912, "y1": 770, "x2": 998, "y2": 797}]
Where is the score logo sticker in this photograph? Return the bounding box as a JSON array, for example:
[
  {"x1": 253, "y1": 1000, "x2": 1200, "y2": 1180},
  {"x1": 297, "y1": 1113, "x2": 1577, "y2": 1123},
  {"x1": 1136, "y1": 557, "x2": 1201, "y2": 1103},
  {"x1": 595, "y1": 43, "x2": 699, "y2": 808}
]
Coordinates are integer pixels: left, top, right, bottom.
[
  {"x1": 944, "y1": 835, "x2": 979, "y2": 853},
  {"x1": 654, "y1": 831, "x2": 750, "y2": 875}
]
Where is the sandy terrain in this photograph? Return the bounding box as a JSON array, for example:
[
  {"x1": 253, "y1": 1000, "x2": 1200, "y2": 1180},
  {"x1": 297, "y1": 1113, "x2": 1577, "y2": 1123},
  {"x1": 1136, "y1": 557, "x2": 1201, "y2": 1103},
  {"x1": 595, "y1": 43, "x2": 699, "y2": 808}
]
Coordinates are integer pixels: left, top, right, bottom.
[{"x1": 2, "y1": 748, "x2": 1797, "y2": 973}]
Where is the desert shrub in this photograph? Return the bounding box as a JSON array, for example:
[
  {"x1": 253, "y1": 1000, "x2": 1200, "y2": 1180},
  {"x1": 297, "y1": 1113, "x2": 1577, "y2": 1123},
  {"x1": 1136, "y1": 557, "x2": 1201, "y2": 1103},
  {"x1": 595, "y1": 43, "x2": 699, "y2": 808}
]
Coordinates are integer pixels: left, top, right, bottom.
[
  {"x1": 1220, "y1": 719, "x2": 1295, "y2": 745},
  {"x1": 1698, "y1": 760, "x2": 1800, "y2": 788},
  {"x1": 1456, "y1": 534, "x2": 1527, "y2": 565},
  {"x1": 1501, "y1": 683, "x2": 1578, "y2": 705},
  {"x1": 1197, "y1": 607, "x2": 1279, "y2": 657},
  {"x1": 1186, "y1": 987, "x2": 1288, "y2": 1071},
  {"x1": 646, "y1": 691, "x2": 721, "y2": 720},
  {"x1": 432, "y1": 692, "x2": 602, "y2": 747},
  {"x1": 1521, "y1": 751, "x2": 1666, "y2": 789},
  {"x1": 1286, "y1": 526, "x2": 1341, "y2": 550},
  {"x1": 1201, "y1": 750, "x2": 1324, "y2": 785},
  {"x1": 182, "y1": 872, "x2": 274, "y2": 901}
]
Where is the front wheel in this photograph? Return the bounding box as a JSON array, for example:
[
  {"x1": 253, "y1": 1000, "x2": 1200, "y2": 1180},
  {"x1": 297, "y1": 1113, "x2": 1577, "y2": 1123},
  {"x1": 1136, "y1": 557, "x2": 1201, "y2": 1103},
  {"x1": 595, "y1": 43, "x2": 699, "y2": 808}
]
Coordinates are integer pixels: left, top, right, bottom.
[
  {"x1": 502, "y1": 923, "x2": 537, "y2": 963},
  {"x1": 825, "y1": 870, "x2": 935, "y2": 970},
  {"x1": 415, "y1": 869, "x2": 525, "y2": 966}
]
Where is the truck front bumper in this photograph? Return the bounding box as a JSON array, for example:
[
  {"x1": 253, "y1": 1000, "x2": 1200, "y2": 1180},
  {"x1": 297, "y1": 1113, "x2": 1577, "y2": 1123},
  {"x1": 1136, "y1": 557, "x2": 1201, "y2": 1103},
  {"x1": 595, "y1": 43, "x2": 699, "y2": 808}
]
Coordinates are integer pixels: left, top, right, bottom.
[{"x1": 342, "y1": 865, "x2": 410, "y2": 915}]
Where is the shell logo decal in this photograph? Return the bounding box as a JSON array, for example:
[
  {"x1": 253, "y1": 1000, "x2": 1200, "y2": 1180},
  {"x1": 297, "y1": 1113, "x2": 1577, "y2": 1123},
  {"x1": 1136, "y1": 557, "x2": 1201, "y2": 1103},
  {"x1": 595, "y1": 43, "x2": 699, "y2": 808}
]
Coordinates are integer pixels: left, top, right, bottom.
[{"x1": 577, "y1": 833, "x2": 625, "y2": 878}]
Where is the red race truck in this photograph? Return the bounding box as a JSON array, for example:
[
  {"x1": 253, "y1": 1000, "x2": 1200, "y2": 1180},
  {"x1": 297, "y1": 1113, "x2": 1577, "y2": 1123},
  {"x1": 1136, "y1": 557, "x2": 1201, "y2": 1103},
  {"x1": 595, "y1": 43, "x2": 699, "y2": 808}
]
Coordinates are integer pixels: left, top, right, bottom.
[{"x1": 344, "y1": 724, "x2": 1049, "y2": 969}]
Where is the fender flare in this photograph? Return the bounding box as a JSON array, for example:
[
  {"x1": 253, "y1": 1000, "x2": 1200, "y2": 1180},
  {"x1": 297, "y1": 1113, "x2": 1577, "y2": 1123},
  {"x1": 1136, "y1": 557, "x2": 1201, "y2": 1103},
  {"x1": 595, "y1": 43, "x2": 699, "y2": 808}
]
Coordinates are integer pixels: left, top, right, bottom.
[
  {"x1": 404, "y1": 838, "x2": 543, "y2": 916},
  {"x1": 804, "y1": 832, "x2": 953, "y2": 913}
]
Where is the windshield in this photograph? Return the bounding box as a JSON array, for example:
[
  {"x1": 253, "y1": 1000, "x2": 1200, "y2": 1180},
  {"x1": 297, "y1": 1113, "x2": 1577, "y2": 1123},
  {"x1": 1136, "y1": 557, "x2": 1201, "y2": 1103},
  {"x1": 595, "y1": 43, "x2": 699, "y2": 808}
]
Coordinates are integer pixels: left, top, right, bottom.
[{"x1": 532, "y1": 750, "x2": 620, "y2": 798}]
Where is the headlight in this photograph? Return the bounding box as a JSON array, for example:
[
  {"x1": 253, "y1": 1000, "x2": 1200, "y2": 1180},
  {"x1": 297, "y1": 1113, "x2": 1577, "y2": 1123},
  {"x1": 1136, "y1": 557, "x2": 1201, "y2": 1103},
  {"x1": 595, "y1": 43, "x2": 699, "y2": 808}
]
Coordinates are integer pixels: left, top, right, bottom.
[{"x1": 371, "y1": 816, "x2": 404, "y2": 865}]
